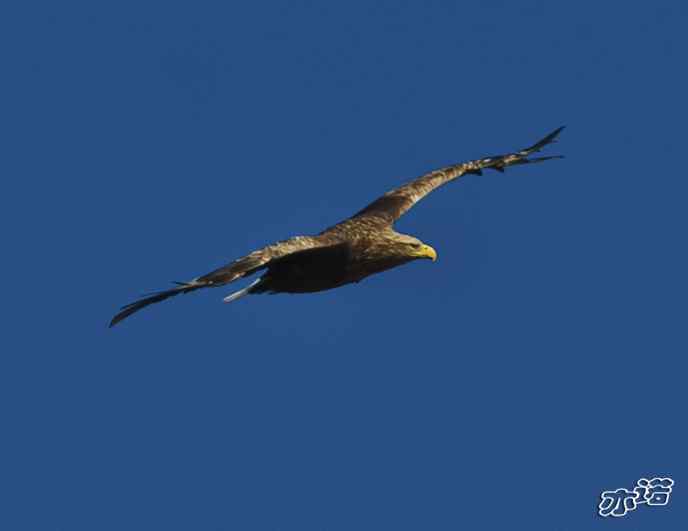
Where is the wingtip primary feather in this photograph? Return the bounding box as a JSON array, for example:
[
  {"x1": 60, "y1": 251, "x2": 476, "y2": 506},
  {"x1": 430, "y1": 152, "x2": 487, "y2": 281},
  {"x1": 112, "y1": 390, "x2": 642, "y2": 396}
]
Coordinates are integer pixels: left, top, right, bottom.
[
  {"x1": 109, "y1": 281, "x2": 206, "y2": 328},
  {"x1": 521, "y1": 126, "x2": 566, "y2": 155}
]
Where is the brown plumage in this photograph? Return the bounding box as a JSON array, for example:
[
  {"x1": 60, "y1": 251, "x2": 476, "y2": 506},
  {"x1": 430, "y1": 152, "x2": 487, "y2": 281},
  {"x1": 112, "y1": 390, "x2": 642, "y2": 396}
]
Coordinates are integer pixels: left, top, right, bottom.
[{"x1": 110, "y1": 127, "x2": 565, "y2": 327}]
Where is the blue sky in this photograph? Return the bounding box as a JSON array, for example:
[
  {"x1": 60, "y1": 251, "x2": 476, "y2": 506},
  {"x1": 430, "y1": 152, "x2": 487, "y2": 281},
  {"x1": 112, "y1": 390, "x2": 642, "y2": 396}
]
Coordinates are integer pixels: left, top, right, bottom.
[{"x1": 2, "y1": 1, "x2": 687, "y2": 529}]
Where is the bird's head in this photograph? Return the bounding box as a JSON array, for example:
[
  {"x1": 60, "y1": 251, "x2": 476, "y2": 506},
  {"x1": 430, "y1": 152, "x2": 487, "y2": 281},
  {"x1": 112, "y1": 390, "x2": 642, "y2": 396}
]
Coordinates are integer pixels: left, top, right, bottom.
[{"x1": 395, "y1": 234, "x2": 437, "y2": 262}]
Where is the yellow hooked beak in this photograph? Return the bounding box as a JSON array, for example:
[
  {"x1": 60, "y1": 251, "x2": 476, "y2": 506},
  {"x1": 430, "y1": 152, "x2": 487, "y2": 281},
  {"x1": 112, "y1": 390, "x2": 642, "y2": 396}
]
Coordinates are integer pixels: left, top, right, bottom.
[{"x1": 417, "y1": 244, "x2": 437, "y2": 262}]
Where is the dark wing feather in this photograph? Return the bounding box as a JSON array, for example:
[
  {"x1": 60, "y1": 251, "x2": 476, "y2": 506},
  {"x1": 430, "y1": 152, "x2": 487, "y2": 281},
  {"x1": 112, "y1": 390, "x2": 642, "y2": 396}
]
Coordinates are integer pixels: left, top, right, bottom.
[
  {"x1": 350, "y1": 126, "x2": 565, "y2": 226},
  {"x1": 109, "y1": 283, "x2": 202, "y2": 327},
  {"x1": 109, "y1": 236, "x2": 322, "y2": 327}
]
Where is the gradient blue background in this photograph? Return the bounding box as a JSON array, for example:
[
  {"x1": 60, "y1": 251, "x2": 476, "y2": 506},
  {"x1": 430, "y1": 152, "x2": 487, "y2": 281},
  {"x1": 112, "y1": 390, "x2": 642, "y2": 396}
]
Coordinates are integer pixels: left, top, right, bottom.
[{"x1": 2, "y1": 1, "x2": 686, "y2": 529}]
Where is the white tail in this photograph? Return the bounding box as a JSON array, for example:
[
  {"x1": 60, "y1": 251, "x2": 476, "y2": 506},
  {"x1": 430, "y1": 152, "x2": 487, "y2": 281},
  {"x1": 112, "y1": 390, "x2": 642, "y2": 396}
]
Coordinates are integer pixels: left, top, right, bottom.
[{"x1": 223, "y1": 277, "x2": 262, "y2": 303}]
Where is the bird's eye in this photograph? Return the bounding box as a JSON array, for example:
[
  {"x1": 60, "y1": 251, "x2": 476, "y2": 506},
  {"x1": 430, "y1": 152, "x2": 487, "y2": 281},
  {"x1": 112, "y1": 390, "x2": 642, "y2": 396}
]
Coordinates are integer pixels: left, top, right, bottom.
[{"x1": 412, "y1": 243, "x2": 421, "y2": 248}]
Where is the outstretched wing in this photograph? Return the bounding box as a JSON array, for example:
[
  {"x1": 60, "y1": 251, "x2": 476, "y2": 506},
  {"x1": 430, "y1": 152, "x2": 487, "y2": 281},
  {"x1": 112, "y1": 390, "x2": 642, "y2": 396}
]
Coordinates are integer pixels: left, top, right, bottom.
[
  {"x1": 109, "y1": 236, "x2": 320, "y2": 327},
  {"x1": 350, "y1": 126, "x2": 565, "y2": 227}
]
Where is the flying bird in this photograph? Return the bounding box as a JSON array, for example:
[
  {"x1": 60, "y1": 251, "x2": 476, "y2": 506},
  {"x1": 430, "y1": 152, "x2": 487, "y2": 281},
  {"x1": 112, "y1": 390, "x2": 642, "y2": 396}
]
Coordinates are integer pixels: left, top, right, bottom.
[{"x1": 110, "y1": 127, "x2": 565, "y2": 327}]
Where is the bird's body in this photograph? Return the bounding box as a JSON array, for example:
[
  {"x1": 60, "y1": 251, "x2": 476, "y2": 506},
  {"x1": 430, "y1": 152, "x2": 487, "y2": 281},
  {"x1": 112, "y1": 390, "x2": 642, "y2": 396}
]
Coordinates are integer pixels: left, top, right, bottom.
[
  {"x1": 248, "y1": 231, "x2": 430, "y2": 295},
  {"x1": 110, "y1": 127, "x2": 564, "y2": 327}
]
